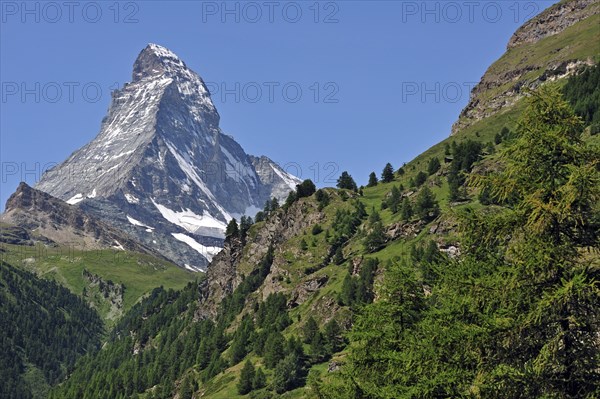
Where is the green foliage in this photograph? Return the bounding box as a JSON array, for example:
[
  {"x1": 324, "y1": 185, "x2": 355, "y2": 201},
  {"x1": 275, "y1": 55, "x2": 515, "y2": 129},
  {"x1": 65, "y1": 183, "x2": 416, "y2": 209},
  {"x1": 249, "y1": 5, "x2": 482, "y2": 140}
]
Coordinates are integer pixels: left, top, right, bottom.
[
  {"x1": 414, "y1": 171, "x2": 428, "y2": 187},
  {"x1": 381, "y1": 163, "x2": 394, "y2": 183},
  {"x1": 254, "y1": 211, "x2": 266, "y2": 223},
  {"x1": 0, "y1": 261, "x2": 103, "y2": 398},
  {"x1": 315, "y1": 189, "x2": 330, "y2": 210},
  {"x1": 337, "y1": 171, "x2": 358, "y2": 191},
  {"x1": 239, "y1": 216, "x2": 254, "y2": 240},
  {"x1": 238, "y1": 360, "x2": 256, "y2": 395},
  {"x1": 427, "y1": 157, "x2": 441, "y2": 175},
  {"x1": 336, "y1": 87, "x2": 600, "y2": 398},
  {"x1": 253, "y1": 367, "x2": 266, "y2": 390},
  {"x1": 312, "y1": 224, "x2": 323, "y2": 235},
  {"x1": 302, "y1": 316, "x2": 319, "y2": 344},
  {"x1": 323, "y1": 319, "x2": 344, "y2": 354},
  {"x1": 225, "y1": 218, "x2": 239, "y2": 240},
  {"x1": 264, "y1": 332, "x2": 286, "y2": 369},
  {"x1": 367, "y1": 172, "x2": 378, "y2": 187},
  {"x1": 332, "y1": 246, "x2": 344, "y2": 265},
  {"x1": 447, "y1": 139, "x2": 483, "y2": 201},
  {"x1": 400, "y1": 197, "x2": 413, "y2": 221},
  {"x1": 273, "y1": 353, "x2": 304, "y2": 394},
  {"x1": 385, "y1": 185, "x2": 402, "y2": 213},
  {"x1": 296, "y1": 179, "x2": 317, "y2": 199},
  {"x1": 338, "y1": 259, "x2": 378, "y2": 308},
  {"x1": 414, "y1": 186, "x2": 439, "y2": 220},
  {"x1": 309, "y1": 331, "x2": 327, "y2": 362},
  {"x1": 299, "y1": 238, "x2": 308, "y2": 251},
  {"x1": 563, "y1": 64, "x2": 600, "y2": 128}
]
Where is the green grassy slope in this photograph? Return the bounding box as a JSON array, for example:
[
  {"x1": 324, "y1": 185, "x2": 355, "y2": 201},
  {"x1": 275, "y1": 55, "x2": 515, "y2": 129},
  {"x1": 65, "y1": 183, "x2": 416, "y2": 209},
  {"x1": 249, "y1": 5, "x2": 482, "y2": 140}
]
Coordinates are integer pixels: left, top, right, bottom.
[{"x1": 0, "y1": 241, "x2": 195, "y2": 326}]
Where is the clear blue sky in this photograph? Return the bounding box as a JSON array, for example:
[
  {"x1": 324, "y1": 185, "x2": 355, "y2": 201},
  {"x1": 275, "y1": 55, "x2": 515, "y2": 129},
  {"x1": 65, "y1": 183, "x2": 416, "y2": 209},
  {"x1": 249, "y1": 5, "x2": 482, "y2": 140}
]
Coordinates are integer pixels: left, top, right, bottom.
[{"x1": 0, "y1": 0, "x2": 557, "y2": 208}]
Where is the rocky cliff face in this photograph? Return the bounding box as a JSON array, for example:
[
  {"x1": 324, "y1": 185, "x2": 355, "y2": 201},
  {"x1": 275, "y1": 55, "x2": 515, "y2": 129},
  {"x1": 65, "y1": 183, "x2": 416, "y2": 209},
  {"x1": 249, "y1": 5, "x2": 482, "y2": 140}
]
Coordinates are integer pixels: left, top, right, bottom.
[
  {"x1": 196, "y1": 195, "x2": 326, "y2": 320},
  {"x1": 451, "y1": 0, "x2": 599, "y2": 135},
  {"x1": 33, "y1": 44, "x2": 300, "y2": 270},
  {"x1": 1, "y1": 182, "x2": 157, "y2": 255},
  {"x1": 507, "y1": 0, "x2": 597, "y2": 48}
]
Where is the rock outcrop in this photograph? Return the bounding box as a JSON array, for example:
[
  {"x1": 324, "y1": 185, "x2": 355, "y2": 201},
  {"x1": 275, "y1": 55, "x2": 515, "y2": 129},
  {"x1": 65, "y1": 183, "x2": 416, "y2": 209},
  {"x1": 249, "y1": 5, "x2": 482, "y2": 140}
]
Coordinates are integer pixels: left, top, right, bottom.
[
  {"x1": 1, "y1": 182, "x2": 158, "y2": 255},
  {"x1": 451, "y1": 0, "x2": 599, "y2": 135}
]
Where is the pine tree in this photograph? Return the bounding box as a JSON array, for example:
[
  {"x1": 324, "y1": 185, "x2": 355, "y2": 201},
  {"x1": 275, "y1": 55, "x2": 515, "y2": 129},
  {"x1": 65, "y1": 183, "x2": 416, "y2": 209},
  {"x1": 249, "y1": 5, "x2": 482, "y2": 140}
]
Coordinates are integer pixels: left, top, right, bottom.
[
  {"x1": 237, "y1": 360, "x2": 255, "y2": 395},
  {"x1": 427, "y1": 157, "x2": 441, "y2": 175},
  {"x1": 381, "y1": 163, "x2": 394, "y2": 183},
  {"x1": 388, "y1": 186, "x2": 401, "y2": 213},
  {"x1": 225, "y1": 218, "x2": 239, "y2": 240},
  {"x1": 302, "y1": 316, "x2": 319, "y2": 344},
  {"x1": 296, "y1": 179, "x2": 316, "y2": 198},
  {"x1": 323, "y1": 319, "x2": 343, "y2": 354},
  {"x1": 332, "y1": 246, "x2": 344, "y2": 265},
  {"x1": 299, "y1": 238, "x2": 308, "y2": 251},
  {"x1": 310, "y1": 331, "x2": 327, "y2": 362},
  {"x1": 339, "y1": 274, "x2": 355, "y2": 306},
  {"x1": 252, "y1": 367, "x2": 266, "y2": 390},
  {"x1": 414, "y1": 171, "x2": 428, "y2": 187},
  {"x1": 273, "y1": 353, "x2": 302, "y2": 394},
  {"x1": 263, "y1": 332, "x2": 286, "y2": 369},
  {"x1": 414, "y1": 186, "x2": 438, "y2": 220},
  {"x1": 400, "y1": 197, "x2": 413, "y2": 221},
  {"x1": 364, "y1": 220, "x2": 386, "y2": 253},
  {"x1": 337, "y1": 171, "x2": 358, "y2": 191},
  {"x1": 367, "y1": 172, "x2": 378, "y2": 187}
]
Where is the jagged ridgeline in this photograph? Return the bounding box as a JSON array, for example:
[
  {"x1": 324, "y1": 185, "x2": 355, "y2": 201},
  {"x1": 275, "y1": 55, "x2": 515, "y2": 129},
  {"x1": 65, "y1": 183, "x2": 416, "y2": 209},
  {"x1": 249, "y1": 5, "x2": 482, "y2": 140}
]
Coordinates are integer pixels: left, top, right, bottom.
[{"x1": 27, "y1": 43, "x2": 300, "y2": 271}]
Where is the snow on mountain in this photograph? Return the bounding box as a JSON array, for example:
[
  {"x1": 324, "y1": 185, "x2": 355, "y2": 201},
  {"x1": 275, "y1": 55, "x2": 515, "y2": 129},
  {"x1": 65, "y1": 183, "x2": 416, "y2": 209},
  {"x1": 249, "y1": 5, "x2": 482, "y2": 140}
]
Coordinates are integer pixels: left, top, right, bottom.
[{"x1": 34, "y1": 43, "x2": 301, "y2": 270}]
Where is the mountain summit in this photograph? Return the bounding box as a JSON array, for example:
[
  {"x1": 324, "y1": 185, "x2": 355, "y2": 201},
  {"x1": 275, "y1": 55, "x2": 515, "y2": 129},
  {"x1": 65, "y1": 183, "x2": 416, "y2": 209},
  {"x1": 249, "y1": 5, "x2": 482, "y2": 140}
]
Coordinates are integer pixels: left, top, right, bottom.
[{"x1": 34, "y1": 43, "x2": 300, "y2": 270}]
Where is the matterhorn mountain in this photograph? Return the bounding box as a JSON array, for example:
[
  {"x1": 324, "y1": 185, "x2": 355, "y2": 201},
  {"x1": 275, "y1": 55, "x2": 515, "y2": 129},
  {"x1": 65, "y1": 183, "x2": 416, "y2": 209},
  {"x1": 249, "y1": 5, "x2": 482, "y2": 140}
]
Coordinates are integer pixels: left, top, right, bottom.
[{"x1": 32, "y1": 43, "x2": 300, "y2": 270}]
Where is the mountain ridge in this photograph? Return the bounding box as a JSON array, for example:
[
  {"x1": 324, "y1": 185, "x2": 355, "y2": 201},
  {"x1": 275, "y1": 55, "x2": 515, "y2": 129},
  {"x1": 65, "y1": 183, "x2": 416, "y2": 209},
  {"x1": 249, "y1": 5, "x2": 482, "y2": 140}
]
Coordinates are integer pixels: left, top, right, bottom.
[{"x1": 32, "y1": 43, "x2": 301, "y2": 270}]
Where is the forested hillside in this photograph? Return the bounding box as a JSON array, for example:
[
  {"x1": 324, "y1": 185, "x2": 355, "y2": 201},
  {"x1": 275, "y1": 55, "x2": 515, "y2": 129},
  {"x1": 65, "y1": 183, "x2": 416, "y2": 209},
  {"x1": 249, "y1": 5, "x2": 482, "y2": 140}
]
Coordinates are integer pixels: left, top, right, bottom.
[
  {"x1": 47, "y1": 67, "x2": 599, "y2": 398},
  {"x1": 0, "y1": 261, "x2": 103, "y2": 399}
]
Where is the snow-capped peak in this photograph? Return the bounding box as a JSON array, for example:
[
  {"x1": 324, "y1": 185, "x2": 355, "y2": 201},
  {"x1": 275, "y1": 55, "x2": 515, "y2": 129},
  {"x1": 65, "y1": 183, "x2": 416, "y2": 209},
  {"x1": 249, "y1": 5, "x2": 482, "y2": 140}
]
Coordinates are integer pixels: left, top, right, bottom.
[
  {"x1": 132, "y1": 43, "x2": 188, "y2": 82},
  {"x1": 34, "y1": 44, "x2": 300, "y2": 271}
]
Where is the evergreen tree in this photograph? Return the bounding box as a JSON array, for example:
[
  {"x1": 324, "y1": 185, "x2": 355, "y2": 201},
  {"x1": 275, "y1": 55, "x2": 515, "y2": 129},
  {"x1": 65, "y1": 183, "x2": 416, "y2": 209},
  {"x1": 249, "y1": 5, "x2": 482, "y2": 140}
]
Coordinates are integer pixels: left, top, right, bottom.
[
  {"x1": 273, "y1": 353, "x2": 303, "y2": 394},
  {"x1": 400, "y1": 197, "x2": 413, "y2": 221},
  {"x1": 180, "y1": 375, "x2": 194, "y2": 399},
  {"x1": 387, "y1": 186, "x2": 402, "y2": 213},
  {"x1": 239, "y1": 216, "x2": 253, "y2": 239},
  {"x1": 284, "y1": 190, "x2": 297, "y2": 208},
  {"x1": 381, "y1": 163, "x2": 394, "y2": 183},
  {"x1": 310, "y1": 331, "x2": 327, "y2": 362},
  {"x1": 270, "y1": 197, "x2": 280, "y2": 211},
  {"x1": 254, "y1": 211, "x2": 265, "y2": 223},
  {"x1": 225, "y1": 218, "x2": 239, "y2": 240},
  {"x1": 299, "y1": 238, "x2": 308, "y2": 251},
  {"x1": 339, "y1": 274, "x2": 355, "y2": 306},
  {"x1": 263, "y1": 332, "x2": 286, "y2": 369},
  {"x1": 252, "y1": 367, "x2": 266, "y2": 390},
  {"x1": 367, "y1": 172, "x2": 378, "y2": 187},
  {"x1": 303, "y1": 316, "x2": 319, "y2": 344},
  {"x1": 323, "y1": 319, "x2": 344, "y2": 354},
  {"x1": 427, "y1": 157, "x2": 441, "y2": 175},
  {"x1": 414, "y1": 171, "x2": 428, "y2": 187},
  {"x1": 332, "y1": 246, "x2": 344, "y2": 265},
  {"x1": 337, "y1": 171, "x2": 358, "y2": 191},
  {"x1": 237, "y1": 360, "x2": 255, "y2": 395},
  {"x1": 296, "y1": 179, "x2": 317, "y2": 198},
  {"x1": 364, "y1": 221, "x2": 386, "y2": 252},
  {"x1": 414, "y1": 186, "x2": 438, "y2": 220},
  {"x1": 467, "y1": 87, "x2": 600, "y2": 396}
]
